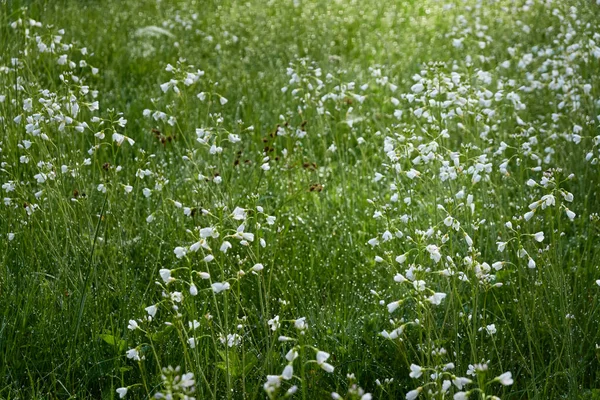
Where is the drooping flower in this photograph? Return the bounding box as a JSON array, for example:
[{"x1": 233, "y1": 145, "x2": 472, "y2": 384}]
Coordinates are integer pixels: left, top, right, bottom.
[
  {"x1": 212, "y1": 282, "x2": 231, "y2": 293},
  {"x1": 496, "y1": 371, "x2": 514, "y2": 386},
  {"x1": 316, "y1": 351, "x2": 334, "y2": 373}
]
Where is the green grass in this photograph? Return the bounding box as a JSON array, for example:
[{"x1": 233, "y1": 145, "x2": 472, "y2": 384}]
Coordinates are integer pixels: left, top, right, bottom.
[{"x1": 1, "y1": 0, "x2": 600, "y2": 398}]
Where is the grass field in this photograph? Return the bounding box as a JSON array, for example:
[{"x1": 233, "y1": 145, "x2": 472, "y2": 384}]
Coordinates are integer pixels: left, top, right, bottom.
[{"x1": 1, "y1": 0, "x2": 600, "y2": 398}]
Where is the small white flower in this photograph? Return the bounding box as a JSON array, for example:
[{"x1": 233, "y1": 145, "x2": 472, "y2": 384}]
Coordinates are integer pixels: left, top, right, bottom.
[
  {"x1": 316, "y1": 351, "x2": 334, "y2": 373},
  {"x1": 496, "y1": 371, "x2": 514, "y2": 386},
  {"x1": 212, "y1": 282, "x2": 231, "y2": 293},
  {"x1": 282, "y1": 365, "x2": 293, "y2": 380},
  {"x1": 251, "y1": 263, "x2": 264, "y2": 272},
  {"x1": 174, "y1": 246, "x2": 187, "y2": 259},
  {"x1": 126, "y1": 348, "x2": 140, "y2": 361},
  {"x1": 406, "y1": 388, "x2": 421, "y2": 400},
  {"x1": 409, "y1": 364, "x2": 422, "y2": 378},
  {"x1": 116, "y1": 387, "x2": 128, "y2": 398},
  {"x1": 533, "y1": 232, "x2": 544, "y2": 242},
  {"x1": 159, "y1": 268, "x2": 172, "y2": 283},
  {"x1": 145, "y1": 305, "x2": 157, "y2": 317},
  {"x1": 127, "y1": 320, "x2": 139, "y2": 330},
  {"x1": 427, "y1": 292, "x2": 447, "y2": 305}
]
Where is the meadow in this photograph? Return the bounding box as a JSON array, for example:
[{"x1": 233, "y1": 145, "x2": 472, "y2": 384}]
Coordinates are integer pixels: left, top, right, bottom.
[{"x1": 1, "y1": 0, "x2": 600, "y2": 398}]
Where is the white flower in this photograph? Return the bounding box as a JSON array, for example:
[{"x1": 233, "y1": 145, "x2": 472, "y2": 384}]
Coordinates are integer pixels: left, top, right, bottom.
[
  {"x1": 145, "y1": 305, "x2": 157, "y2": 317},
  {"x1": 486, "y1": 324, "x2": 497, "y2": 335},
  {"x1": 199, "y1": 272, "x2": 210, "y2": 280},
  {"x1": 316, "y1": 351, "x2": 334, "y2": 373},
  {"x1": 212, "y1": 282, "x2": 231, "y2": 293},
  {"x1": 188, "y1": 337, "x2": 196, "y2": 348},
  {"x1": 126, "y1": 348, "x2": 140, "y2": 361},
  {"x1": 268, "y1": 315, "x2": 280, "y2": 331},
  {"x1": 427, "y1": 292, "x2": 447, "y2": 305},
  {"x1": 127, "y1": 319, "x2": 139, "y2": 330},
  {"x1": 524, "y1": 211, "x2": 535, "y2": 221},
  {"x1": 387, "y1": 301, "x2": 400, "y2": 313},
  {"x1": 286, "y1": 349, "x2": 299, "y2": 361},
  {"x1": 220, "y1": 241, "x2": 232, "y2": 253},
  {"x1": 528, "y1": 257, "x2": 536, "y2": 269},
  {"x1": 116, "y1": 387, "x2": 128, "y2": 398},
  {"x1": 406, "y1": 388, "x2": 421, "y2": 400},
  {"x1": 219, "y1": 96, "x2": 228, "y2": 105},
  {"x1": 159, "y1": 268, "x2": 173, "y2": 283},
  {"x1": 453, "y1": 392, "x2": 467, "y2": 400},
  {"x1": 452, "y1": 377, "x2": 472, "y2": 390},
  {"x1": 294, "y1": 317, "x2": 307, "y2": 330},
  {"x1": 533, "y1": 231, "x2": 544, "y2": 242},
  {"x1": 174, "y1": 246, "x2": 187, "y2": 259},
  {"x1": 409, "y1": 364, "x2": 422, "y2": 378},
  {"x1": 251, "y1": 263, "x2": 264, "y2": 272},
  {"x1": 396, "y1": 254, "x2": 407, "y2": 264},
  {"x1": 496, "y1": 371, "x2": 514, "y2": 386},
  {"x1": 190, "y1": 284, "x2": 198, "y2": 296},
  {"x1": 464, "y1": 233, "x2": 473, "y2": 247},
  {"x1": 426, "y1": 244, "x2": 442, "y2": 263},
  {"x1": 394, "y1": 273, "x2": 407, "y2": 283},
  {"x1": 282, "y1": 365, "x2": 293, "y2": 380},
  {"x1": 566, "y1": 209, "x2": 576, "y2": 220},
  {"x1": 8, "y1": 233, "x2": 15, "y2": 241},
  {"x1": 232, "y1": 207, "x2": 247, "y2": 220}
]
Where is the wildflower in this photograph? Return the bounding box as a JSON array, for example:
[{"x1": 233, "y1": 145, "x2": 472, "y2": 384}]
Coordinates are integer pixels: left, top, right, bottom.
[
  {"x1": 409, "y1": 364, "x2": 423, "y2": 378},
  {"x1": 211, "y1": 282, "x2": 230, "y2": 293},
  {"x1": 220, "y1": 241, "x2": 232, "y2": 252},
  {"x1": 452, "y1": 377, "x2": 472, "y2": 390},
  {"x1": 174, "y1": 246, "x2": 187, "y2": 259},
  {"x1": 396, "y1": 254, "x2": 407, "y2": 264},
  {"x1": 286, "y1": 349, "x2": 299, "y2": 361},
  {"x1": 159, "y1": 268, "x2": 172, "y2": 283},
  {"x1": 268, "y1": 316, "x2": 280, "y2": 331},
  {"x1": 127, "y1": 320, "x2": 139, "y2": 330},
  {"x1": 231, "y1": 207, "x2": 247, "y2": 220},
  {"x1": 394, "y1": 273, "x2": 407, "y2": 283},
  {"x1": 145, "y1": 305, "x2": 157, "y2": 317},
  {"x1": 282, "y1": 365, "x2": 293, "y2": 380},
  {"x1": 426, "y1": 244, "x2": 442, "y2": 263},
  {"x1": 566, "y1": 209, "x2": 576, "y2": 220},
  {"x1": 495, "y1": 371, "x2": 514, "y2": 386},
  {"x1": 251, "y1": 263, "x2": 264, "y2": 272},
  {"x1": 189, "y1": 284, "x2": 198, "y2": 296},
  {"x1": 126, "y1": 348, "x2": 140, "y2": 361},
  {"x1": 387, "y1": 301, "x2": 400, "y2": 313},
  {"x1": 427, "y1": 292, "x2": 447, "y2": 305},
  {"x1": 294, "y1": 317, "x2": 307, "y2": 330},
  {"x1": 116, "y1": 387, "x2": 127, "y2": 398},
  {"x1": 316, "y1": 351, "x2": 334, "y2": 373},
  {"x1": 199, "y1": 272, "x2": 210, "y2": 279},
  {"x1": 453, "y1": 392, "x2": 467, "y2": 400},
  {"x1": 406, "y1": 387, "x2": 422, "y2": 400},
  {"x1": 533, "y1": 232, "x2": 544, "y2": 242},
  {"x1": 528, "y1": 257, "x2": 536, "y2": 269}
]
